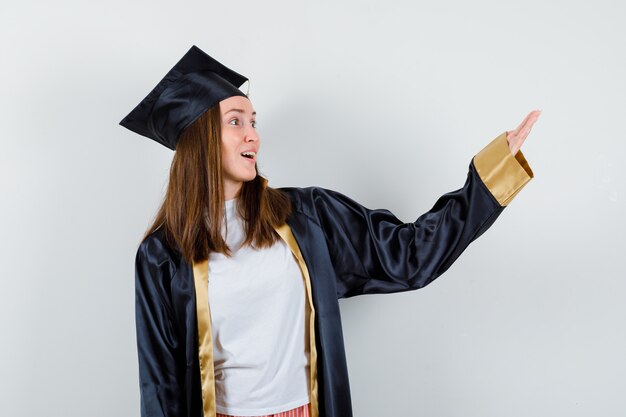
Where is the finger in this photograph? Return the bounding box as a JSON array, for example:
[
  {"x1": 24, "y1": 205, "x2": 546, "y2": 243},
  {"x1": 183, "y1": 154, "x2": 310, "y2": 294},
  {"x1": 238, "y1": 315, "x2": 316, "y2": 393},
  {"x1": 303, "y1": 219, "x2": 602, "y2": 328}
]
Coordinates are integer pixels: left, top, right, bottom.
[
  {"x1": 511, "y1": 111, "x2": 535, "y2": 136},
  {"x1": 512, "y1": 110, "x2": 541, "y2": 136},
  {"x1": 519, "y1": 111, "x2": 542, "y2": 138}
]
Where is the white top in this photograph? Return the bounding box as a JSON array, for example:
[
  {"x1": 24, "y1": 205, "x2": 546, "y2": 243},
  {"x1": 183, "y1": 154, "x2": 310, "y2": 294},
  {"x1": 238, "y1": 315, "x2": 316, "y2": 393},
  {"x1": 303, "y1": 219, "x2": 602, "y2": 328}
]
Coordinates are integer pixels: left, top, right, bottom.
[{"x1": 208, "y1": 198, "x2": 310, "y2": 416}]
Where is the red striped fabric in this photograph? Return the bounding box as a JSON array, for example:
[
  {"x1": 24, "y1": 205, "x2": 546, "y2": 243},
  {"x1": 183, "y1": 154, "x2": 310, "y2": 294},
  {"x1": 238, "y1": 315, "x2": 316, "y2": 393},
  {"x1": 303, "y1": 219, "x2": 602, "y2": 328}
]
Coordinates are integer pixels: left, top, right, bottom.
[{"x1": 216, "y1": 402, "x2": 310, "y2": 417}]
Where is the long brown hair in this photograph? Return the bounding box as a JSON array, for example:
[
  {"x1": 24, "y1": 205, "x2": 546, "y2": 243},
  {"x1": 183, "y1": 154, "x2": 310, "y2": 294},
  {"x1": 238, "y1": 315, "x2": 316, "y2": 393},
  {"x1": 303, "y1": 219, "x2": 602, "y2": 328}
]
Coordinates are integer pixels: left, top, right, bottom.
[{"x1": 142, "y1": 102, "x2": 291, "y2": 263}]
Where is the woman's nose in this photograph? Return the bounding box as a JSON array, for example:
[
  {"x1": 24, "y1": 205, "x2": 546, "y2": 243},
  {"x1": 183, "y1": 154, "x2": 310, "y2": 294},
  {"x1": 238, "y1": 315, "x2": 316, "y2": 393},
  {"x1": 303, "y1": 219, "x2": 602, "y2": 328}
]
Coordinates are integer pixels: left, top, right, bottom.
[{"x1": 244, "y1": 125, "x2": 259, "y2": 142}]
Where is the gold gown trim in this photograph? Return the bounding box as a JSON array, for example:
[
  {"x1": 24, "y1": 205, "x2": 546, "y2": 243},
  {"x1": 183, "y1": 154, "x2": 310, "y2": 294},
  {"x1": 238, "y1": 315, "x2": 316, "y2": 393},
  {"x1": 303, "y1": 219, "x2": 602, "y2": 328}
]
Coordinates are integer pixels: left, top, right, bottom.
[
  {"x1": 473, "y1": 131, "x2": 534, "y2": 206},
  {"x1": 275, "y1": 223, "x2": 320, "y2": 417},
  {"x1": 192, "y1": 258, "x2": 216, "y2": 417}
]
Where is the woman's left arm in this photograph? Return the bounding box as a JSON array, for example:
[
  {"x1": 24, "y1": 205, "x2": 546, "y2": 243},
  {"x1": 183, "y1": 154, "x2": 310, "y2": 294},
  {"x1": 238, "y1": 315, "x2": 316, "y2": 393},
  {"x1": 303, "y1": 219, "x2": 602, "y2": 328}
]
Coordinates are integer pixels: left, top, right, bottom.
[{"x1": 313, "y1": 111, "x2": 539, "y2": 298}]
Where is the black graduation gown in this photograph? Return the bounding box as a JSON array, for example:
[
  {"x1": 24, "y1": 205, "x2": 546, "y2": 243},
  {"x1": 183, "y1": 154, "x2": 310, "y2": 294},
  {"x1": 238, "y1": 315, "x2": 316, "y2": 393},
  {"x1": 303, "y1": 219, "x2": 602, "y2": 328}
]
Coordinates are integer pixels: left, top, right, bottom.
[{"x1": 134, "y1": 132, "x2": 534, "y2": 417}]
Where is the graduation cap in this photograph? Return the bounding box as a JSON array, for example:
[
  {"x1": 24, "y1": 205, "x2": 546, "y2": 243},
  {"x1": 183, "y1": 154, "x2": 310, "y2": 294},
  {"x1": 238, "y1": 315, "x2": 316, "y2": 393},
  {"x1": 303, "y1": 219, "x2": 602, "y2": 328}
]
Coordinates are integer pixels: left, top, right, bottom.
[{"x1": 119, "y1": 45, "x2": 249, "y2": 150}]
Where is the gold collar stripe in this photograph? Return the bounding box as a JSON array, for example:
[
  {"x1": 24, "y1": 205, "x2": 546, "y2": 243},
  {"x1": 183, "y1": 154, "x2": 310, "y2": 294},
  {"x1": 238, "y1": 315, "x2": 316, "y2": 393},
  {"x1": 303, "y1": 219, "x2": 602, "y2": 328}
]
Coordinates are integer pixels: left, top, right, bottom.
[
  {"x1": 192, "y1": 259, "x2": 217, "y2": 417},
  {"x1": 275, "y1": 223, "x2": 320, "y2": 417}
]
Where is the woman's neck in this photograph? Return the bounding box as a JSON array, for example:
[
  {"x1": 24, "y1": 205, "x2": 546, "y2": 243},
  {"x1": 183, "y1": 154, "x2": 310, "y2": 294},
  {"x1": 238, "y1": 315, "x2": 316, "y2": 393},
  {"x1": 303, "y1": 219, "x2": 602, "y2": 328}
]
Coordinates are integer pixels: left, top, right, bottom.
[{"x1": 223, "y1": 181, "x2": 242, "y2": 201}]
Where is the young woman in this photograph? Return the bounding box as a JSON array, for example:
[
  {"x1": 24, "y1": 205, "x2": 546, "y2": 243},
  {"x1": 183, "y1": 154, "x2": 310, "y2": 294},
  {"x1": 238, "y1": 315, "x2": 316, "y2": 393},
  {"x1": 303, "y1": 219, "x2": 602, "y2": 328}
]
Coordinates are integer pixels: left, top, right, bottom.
[{"x1": 120, "y1": 45, "x2": 539, "y2": 417}]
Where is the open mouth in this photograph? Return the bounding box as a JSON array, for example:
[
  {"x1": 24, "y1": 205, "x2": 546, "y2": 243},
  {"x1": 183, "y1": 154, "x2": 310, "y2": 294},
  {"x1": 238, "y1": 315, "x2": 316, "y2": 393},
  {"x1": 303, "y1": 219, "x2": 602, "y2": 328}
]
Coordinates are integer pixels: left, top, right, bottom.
[{"x1": 241, "y1": 151, "x2": 256, "y2": 160}]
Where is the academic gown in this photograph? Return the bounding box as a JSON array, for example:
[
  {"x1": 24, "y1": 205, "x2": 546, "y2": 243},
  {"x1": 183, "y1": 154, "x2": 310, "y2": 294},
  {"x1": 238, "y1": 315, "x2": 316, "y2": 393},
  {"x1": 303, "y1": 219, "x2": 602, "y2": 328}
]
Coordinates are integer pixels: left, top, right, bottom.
[{"x1": 134, "y1": 132, "x2": 534, "y2": 417}]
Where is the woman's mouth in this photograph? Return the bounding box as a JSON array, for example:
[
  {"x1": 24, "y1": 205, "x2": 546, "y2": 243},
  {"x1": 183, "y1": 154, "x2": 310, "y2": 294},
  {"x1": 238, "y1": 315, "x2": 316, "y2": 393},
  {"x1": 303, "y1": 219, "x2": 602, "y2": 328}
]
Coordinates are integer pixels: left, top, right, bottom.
[{"x1": 241, "y1": 151, "x2": 256, "y2": 161}]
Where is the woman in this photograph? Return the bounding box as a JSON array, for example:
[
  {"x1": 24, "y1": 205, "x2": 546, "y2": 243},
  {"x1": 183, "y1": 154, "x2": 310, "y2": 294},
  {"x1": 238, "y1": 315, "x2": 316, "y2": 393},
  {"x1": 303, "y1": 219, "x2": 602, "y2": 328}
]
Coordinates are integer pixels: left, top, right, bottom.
[{"x1": 120, "y1": 45, "x2": 539, "y2": 417}]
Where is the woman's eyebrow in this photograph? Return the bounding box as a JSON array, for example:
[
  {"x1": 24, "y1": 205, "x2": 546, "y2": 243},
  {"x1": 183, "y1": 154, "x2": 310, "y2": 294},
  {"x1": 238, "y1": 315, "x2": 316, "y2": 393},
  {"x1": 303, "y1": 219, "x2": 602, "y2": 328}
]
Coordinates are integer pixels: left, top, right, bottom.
[{"x1": 224, "y1": 109, "x2": 257, "y2": 115}]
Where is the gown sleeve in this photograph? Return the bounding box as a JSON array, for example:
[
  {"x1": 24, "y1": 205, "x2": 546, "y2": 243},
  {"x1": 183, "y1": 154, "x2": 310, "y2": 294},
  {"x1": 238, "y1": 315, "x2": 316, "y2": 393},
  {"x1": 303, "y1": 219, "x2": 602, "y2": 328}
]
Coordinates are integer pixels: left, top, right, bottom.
[
  {"x1": 313, "y1": 132, "x2": 534, "y2": 299},
  {"x1": 134, "y1": 237, "x2": 185, "y2": 417}
]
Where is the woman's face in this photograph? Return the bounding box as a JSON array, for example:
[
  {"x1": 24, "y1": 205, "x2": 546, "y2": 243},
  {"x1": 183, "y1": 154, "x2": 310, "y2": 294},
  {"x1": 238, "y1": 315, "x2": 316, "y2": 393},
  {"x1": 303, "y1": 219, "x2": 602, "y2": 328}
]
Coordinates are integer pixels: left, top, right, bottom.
[{"x1": 219, "y1": 95, "x2": 259, "y2": 199}]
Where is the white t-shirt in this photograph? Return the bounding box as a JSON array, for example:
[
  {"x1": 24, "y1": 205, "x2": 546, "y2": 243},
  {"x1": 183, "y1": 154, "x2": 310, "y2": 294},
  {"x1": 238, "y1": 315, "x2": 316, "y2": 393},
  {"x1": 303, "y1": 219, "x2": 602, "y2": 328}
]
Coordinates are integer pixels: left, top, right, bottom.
[{"x1": 208, "y1": 198, "x2": 310, "y2": 416}]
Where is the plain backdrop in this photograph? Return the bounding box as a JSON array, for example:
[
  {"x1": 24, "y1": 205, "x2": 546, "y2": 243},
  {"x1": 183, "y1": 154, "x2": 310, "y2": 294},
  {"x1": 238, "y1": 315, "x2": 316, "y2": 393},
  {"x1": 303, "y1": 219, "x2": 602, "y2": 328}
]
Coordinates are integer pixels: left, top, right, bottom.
[{"x1": 1, "y1": 1, "x2": 624, "y2": 416}]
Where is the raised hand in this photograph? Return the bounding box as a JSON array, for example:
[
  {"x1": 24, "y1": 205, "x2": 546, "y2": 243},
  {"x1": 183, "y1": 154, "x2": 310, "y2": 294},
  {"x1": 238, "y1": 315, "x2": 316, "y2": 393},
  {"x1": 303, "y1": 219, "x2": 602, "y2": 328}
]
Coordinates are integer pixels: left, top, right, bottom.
[{"x1": 507, "y1": 110, "x2": 541, "y2": 155}]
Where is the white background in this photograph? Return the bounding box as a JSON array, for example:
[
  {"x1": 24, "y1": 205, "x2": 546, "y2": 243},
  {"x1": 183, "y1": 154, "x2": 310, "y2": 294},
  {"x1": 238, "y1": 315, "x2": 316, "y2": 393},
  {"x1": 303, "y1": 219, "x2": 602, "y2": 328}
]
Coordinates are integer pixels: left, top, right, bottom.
[{"x1": 1, "y1": 0, "x2": 624, "y2": 416}]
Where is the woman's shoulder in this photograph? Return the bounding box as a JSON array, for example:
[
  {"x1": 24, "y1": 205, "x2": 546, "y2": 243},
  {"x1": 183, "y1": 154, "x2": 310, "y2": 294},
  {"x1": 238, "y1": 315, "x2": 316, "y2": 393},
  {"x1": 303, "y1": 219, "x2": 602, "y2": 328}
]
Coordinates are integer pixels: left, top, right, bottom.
[
  {"x1": 279, "y1": 185, "x2": 356, "y2": 204},
  {"x1": 277, "y1": 185, "x2": 358, "y2": 221},
  {"x1": 278, "y1": 185, "x2": 325, "y2": 210},
  {"x1": 136, "y1": 226, "x2": 182, "y2": 266},
  {"x1": 278, "y1": 185, "x2": 342, "y2": 201}
]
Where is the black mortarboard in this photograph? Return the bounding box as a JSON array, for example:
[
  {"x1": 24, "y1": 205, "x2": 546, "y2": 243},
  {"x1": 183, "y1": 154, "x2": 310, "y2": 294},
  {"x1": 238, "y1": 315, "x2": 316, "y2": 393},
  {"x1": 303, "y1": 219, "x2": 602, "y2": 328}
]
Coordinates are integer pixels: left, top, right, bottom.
[{"x1": 119, "y1": 45, "x2": 248, "y2": 150}]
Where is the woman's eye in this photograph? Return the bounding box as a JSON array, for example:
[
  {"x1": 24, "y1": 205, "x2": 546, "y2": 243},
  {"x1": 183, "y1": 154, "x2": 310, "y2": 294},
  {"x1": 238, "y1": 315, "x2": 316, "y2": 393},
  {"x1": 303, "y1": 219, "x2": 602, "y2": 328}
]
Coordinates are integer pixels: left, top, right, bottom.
[{"x1": 227, "y1": 118, "x2": 256, "y2": 128}]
